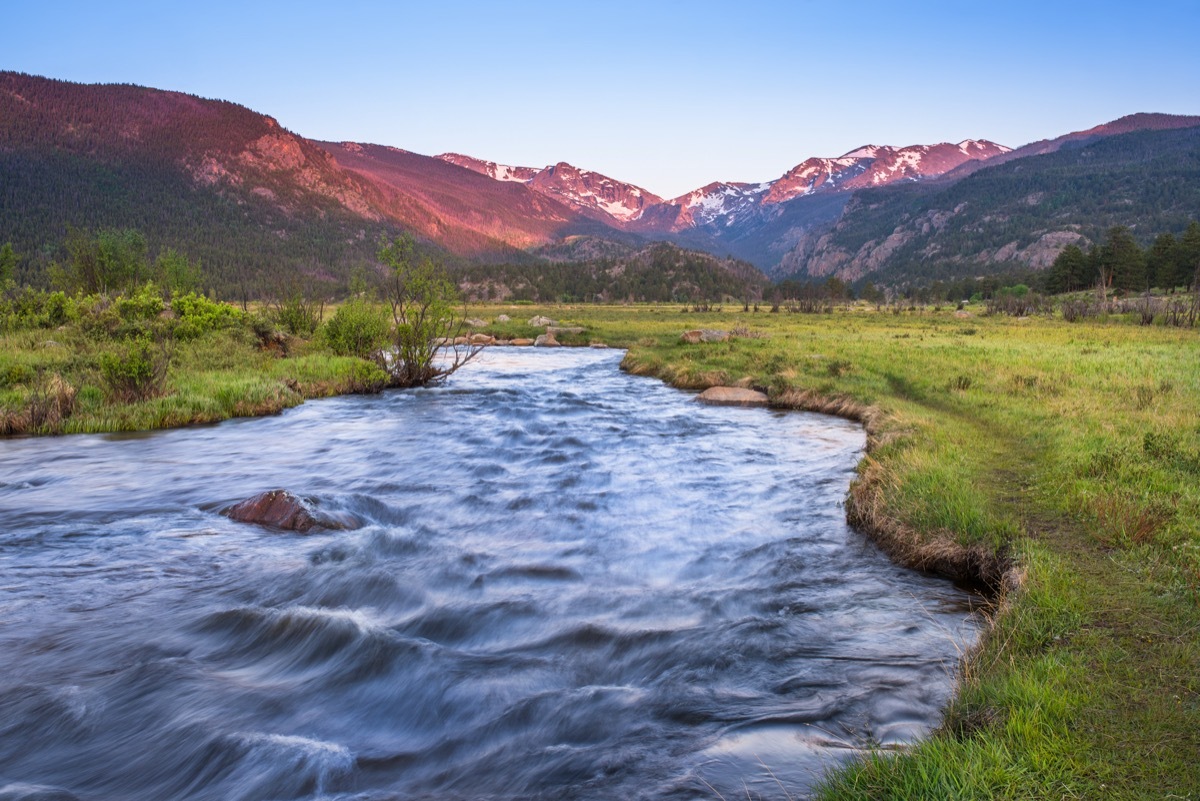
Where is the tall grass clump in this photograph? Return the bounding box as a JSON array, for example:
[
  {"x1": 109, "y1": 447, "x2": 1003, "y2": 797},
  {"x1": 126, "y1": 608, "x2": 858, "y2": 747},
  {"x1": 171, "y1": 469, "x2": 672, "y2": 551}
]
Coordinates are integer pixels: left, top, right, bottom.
[{"x1": 99, "y1": 335, "x2": 172, "y2": 402}]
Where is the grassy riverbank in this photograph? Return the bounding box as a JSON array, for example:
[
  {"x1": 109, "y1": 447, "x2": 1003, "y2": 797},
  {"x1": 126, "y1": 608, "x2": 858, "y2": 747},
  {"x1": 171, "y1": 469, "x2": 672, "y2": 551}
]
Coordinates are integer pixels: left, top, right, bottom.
[
  {"x1": 4, "y1": 298, "x2": 1197, "y2": 796},
  {"x1": 0, "y1": 320, "x2": 387, "y2": 435},
  {"x1": 475, "y1": 303, "x2": 1200, "y2": 798}
]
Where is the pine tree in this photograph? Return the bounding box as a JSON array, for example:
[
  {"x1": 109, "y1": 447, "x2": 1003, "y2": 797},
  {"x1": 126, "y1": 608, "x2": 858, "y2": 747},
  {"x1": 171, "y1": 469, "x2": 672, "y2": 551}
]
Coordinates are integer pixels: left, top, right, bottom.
[
  {"x1": 1177, "y1": 221, "x2": 1200, "y2": 291},
  {"x1": 0, "y1": 242, "x2": 18, "y2": 289},
  {"x1": 1101, "y1": 227, "x2": 1146, "y2": 292},
  {"x1": 1047, "y1": 244, "x2": 1087, "y2": 294},
  {"x1": 1145, "y1": 233, "x2": 1180, "y2": 290}
]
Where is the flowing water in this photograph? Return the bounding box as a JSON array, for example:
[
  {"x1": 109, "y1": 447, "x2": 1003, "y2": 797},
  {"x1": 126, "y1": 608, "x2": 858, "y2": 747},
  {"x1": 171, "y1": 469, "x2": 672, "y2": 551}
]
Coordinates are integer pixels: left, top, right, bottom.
[{"x1": 0, "y1": 348, "x2": 979, "y2": 800}]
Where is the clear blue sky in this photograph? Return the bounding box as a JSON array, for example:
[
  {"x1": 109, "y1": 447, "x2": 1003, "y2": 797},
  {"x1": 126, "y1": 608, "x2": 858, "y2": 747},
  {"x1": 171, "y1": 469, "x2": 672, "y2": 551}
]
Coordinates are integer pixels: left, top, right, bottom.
[{"x1": 6, "y1": 0, "x2": 1198, "y2": 198}]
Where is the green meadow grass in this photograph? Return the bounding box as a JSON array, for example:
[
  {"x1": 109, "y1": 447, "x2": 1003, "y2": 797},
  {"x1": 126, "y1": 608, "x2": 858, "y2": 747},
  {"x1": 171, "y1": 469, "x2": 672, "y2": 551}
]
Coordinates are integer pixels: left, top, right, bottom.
[{"x1": 1, "y1": 327, "x2": 387, "y2": 434}]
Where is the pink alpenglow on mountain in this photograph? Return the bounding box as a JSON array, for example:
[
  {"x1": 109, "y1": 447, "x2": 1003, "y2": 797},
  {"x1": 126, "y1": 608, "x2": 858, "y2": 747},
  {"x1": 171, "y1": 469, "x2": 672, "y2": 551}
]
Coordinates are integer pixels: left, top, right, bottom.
[
  {"x1": 439, "y1": 139, "x2": 1010, "y2": 231},
  {"x1": 438, "y1": 154, "x2": 663, "y2": 224},
  {"x1": 764, "y1": 140, "x2": 1010, "y2": 204}
]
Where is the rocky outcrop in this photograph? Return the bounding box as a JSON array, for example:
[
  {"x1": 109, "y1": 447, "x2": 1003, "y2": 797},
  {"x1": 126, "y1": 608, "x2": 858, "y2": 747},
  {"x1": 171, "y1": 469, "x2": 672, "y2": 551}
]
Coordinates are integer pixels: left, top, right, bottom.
[
  {"x1": 222, "y1": 490, "x2": 357, "y2": 533},
  {"x1": 528, "y1": 315, "x2": 555, "y2": 327}
]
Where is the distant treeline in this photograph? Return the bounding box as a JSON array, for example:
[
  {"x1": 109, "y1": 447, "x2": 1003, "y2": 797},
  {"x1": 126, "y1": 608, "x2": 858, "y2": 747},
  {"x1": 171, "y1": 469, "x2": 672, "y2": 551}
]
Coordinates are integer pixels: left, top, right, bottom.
[
  {"x1": 452, "y1": 242, "x2": 768, "y2": 303},
  {"x1": 6, "y1": 220, "x2": 1196, "y2": 310},
  {"x1": 819, "y1": 222, "x2": 1199, "y2": 304},
  {"x1": 1043, "y1": 223, "x2": 1200, "y2": 294},
  {"x1": 0, "y1": 231, "x2": 770, "y2": 307}
]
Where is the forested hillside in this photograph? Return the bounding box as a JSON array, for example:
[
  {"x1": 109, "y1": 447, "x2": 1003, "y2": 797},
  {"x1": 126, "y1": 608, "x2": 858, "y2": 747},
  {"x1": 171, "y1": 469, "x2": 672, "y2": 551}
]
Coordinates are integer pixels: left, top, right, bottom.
[
  {"x1": 0, "y1": 73, "x2": 403, "y2": 294},
  {"x1": 779, "y1": 125, "x2": 1200, "y2": 286},
  {"x1": 454, "y1": 243, "x2": 767, "y2": 303}
]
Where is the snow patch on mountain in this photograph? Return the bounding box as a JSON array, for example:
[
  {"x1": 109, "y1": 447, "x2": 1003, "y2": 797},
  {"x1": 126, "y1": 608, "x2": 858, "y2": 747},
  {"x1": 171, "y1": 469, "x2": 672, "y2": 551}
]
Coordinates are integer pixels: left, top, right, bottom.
[
  {"x1": 436, "y1": 136, "x2": 1009, "y2": 230},
  {"x1": 437, "y1": 153, "x2": 537, "y2": 182},
  {"x1": 670, "y1": 181, "x2": 772, "y2": 229}
]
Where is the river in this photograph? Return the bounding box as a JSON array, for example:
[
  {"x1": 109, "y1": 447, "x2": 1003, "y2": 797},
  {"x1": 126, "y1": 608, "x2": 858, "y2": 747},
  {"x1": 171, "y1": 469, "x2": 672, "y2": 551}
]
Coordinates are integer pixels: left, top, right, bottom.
[{"x1": 0, "y1": 348, "x2": 978, "y2": 800}]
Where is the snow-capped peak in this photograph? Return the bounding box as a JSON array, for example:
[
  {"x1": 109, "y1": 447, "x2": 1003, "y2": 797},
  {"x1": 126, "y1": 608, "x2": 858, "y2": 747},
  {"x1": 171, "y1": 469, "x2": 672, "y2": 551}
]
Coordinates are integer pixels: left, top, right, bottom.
[
  {"x1": 840, "y1": 144, "x2": 882, "y2": 159},
  {"x1": 529, "y1": 162, "x2": 663, "y2": 223},
  {"x1": 956, "y1": 139, "x2": 1013, "y2": 156}
]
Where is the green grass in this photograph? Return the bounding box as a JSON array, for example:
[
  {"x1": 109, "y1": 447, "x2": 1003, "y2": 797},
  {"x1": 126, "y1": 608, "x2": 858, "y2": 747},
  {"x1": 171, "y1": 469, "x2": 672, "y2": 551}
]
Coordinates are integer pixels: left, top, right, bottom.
[{"x1": 1, "y1": 325, "x2": 387, "y2": 434}]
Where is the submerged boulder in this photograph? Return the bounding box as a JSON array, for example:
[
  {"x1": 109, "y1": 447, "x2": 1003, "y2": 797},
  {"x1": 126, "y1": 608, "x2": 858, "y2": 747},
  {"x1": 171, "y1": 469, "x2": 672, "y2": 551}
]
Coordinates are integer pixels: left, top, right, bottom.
[
  {"x1": 696, "y1": 387, "x2": 770, "y2": 407},
  {"x1": 222, "y1": 490, "x2": 357, "y2": 533}
]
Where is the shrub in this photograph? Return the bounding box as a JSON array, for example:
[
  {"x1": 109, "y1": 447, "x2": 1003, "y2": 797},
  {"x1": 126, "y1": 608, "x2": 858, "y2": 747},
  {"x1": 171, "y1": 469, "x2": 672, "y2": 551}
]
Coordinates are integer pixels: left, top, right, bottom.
[
  {"x1": 986, "y1": 293, "x2": 1051, "y2": 316},
  {"x1": 321, "y1": 298, "x2": 391, "y2": 359},
  {"x1": 0, "y1": 288, "x2": 79, "y2": 331},
  {"x1": 1, "y1": 363, "x2": 36, "y2": 388},
  {"x1": 272, "y1": 292, "x2": 324, "y2": 338},
  {"x1": 171, "y1": 292, "x2": 246, "y2": 340},
  {"x1": 43, "y1": 291, "x2": 75, "y2": 327},
  {"x1": 1060, "y1": 298, "x2": 1100, "y2": 323},
  {"x1": 114, "y1": 282, "x2": 164, "y2": 323},
  {"x1": 99, "y1": 336, "x2": 172, "y2": 402},
  {"x1": 77, "y1": 284, "x2": 168, "y2": 341}
]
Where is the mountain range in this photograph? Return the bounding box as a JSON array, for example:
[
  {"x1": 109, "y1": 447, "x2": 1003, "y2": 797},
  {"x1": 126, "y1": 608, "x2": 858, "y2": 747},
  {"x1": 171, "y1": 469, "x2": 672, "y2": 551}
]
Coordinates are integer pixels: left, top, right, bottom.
[{"x1": 1, "y1": 70, "x2": 1197, "y2": 295}]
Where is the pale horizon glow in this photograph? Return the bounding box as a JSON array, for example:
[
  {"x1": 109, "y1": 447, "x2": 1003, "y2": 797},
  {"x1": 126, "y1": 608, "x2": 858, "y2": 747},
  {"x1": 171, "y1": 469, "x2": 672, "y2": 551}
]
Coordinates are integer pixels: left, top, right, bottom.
[{"x1": 6, "y1": 0, "x2": 1199, "y2": 198}]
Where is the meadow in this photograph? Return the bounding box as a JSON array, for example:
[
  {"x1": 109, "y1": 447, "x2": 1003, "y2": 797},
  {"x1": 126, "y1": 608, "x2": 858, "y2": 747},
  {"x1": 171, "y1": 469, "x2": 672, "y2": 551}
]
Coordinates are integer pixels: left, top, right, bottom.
[{"x1": 3, "y1": 298, "x2": 1198, "y2": 797}]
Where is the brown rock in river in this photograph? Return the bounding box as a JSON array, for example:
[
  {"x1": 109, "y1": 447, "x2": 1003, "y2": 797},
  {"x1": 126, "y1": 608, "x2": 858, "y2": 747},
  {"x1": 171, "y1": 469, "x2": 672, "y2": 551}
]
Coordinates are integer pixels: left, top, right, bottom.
[
  {"x1": 696, "y1": 387, "x2": 770, "y2": 407},
  {"x1": 222, "y1": 489, "x2": 356, "y2": 533},
  {"x1": 510, "y1": 338, "x2": 535, "y2": 346}
]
